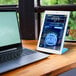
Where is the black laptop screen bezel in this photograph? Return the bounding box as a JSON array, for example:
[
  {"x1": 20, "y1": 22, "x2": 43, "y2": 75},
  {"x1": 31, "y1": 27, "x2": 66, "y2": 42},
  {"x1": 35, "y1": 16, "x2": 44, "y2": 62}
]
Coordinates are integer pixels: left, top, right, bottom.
[
  {"x1": 0, "y1": 43, "x2": 22, "y2": 51},
  {"x1": 0, "y1": 9, "x2": 22, "y2": 51}
]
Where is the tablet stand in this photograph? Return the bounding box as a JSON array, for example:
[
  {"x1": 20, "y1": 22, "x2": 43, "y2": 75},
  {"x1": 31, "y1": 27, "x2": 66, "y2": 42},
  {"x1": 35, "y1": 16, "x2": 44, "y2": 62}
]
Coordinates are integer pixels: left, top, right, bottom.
[{"x1": 62, "y1": 48, "x2": 69, "y2": 54}]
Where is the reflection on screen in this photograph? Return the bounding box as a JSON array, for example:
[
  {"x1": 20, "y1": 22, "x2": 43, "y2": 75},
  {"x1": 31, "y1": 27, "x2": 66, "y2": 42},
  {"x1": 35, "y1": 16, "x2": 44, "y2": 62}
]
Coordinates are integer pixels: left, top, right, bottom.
[
  {"x1": 39, "y1": 14, "x2": 67, "y2": 51},
  {"x1": 0, "y1": 12, "x2": 20, "y2": 47}
]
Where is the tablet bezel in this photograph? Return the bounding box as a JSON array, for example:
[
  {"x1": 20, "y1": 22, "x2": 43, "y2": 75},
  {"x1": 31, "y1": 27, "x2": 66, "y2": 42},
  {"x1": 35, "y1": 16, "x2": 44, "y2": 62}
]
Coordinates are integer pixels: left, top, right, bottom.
[{"x1": 37, "y1": 11, "x2": 70, "y2": 54}]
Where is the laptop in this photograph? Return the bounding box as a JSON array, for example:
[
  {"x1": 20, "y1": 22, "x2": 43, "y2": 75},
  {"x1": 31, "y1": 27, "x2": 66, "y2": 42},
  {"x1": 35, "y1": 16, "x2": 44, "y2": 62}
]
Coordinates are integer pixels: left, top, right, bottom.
[{"x1": 0, "y1": 11, "x2": 49, "y2": 74}]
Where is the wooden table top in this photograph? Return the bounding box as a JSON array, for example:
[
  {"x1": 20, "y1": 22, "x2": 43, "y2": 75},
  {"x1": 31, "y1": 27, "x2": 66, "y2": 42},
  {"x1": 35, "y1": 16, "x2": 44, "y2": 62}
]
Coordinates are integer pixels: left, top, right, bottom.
[{"x1": 1, "y1": 40, "x2": 76, "y2": 76}]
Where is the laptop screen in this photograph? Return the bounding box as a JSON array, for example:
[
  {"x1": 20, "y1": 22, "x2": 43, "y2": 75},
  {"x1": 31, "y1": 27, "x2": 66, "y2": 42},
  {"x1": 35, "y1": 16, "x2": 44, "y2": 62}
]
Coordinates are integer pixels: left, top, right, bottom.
[{"x1": 0, "y1": 12, "x2": 21, "y2": 47}]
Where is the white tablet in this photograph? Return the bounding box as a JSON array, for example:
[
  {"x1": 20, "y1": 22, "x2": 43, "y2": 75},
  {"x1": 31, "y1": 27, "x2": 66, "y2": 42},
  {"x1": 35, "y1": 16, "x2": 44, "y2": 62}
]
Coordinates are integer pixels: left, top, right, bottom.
[{"x1": 37, "y1": 11, "x2": 70, "y2": 54}]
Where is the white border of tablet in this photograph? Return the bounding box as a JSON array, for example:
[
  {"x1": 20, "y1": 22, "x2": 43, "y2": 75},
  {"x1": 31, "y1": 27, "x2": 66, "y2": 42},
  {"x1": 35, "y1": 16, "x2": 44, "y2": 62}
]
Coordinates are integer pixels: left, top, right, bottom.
[{"x1": 37, "y1": 11, "x2": 70, "y2": 54}]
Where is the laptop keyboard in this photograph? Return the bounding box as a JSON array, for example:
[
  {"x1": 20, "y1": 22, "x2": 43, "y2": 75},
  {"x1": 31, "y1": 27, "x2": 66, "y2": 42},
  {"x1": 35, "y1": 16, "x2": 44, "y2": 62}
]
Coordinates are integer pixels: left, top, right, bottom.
[
  {"x1": 21, "y1": 48, "x2": 36, "y2": 56},
  {"x1": 0, "y1": 48, "x2": 36, "y2": 63}
]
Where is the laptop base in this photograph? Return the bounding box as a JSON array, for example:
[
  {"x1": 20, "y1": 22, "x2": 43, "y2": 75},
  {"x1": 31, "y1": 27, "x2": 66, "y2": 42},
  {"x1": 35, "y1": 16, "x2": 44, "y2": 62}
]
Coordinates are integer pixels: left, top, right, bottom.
[
  {"x1": 62, "y1": 48, "x2": 69, "y2": 54},
  {"x1": 0, "y1": 48, "x2": 49, "y2": 74}
]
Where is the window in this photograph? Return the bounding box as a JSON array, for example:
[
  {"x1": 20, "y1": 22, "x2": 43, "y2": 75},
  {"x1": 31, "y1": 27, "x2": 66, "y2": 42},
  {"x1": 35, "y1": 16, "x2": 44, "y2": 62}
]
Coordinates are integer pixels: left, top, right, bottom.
[
  {"x1": 0, "y1": 0, "x2": 18, "y2": 5},
  {"x1": 41, "y1": 0, "x2": 76, "y2": 6},
  {"x1": 35, "y1": 0, "x2": 76, "y2": 41},
  {"x1": 34, "y1": 0, "x2": 37, "y2": 7}
]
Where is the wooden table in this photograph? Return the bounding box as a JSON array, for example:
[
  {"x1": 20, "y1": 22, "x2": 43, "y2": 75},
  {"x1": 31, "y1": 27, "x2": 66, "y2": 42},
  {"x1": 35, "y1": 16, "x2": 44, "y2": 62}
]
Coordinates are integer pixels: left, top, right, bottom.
[{"x1": 1, "y1": 40, "x2": 76, "y2": 76}]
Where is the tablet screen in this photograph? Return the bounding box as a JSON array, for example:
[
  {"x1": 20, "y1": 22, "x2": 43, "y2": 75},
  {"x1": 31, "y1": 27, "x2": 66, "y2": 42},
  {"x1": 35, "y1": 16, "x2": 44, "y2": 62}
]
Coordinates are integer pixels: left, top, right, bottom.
[{"x1": 39, "y1": 14, "x2": 67, "y2": 51}]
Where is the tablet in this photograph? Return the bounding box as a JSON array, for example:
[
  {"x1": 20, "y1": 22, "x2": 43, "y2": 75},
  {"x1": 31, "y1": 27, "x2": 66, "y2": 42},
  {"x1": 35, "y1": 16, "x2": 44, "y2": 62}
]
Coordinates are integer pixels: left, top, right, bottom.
[{"x1": 37, "y1": 11, "x2": 70, "y2": 54}]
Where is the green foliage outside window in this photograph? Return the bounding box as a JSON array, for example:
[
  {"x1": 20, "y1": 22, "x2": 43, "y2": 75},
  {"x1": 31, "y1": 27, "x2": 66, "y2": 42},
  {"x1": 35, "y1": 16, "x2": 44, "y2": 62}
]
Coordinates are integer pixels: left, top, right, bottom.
[
  {"x1": 41, "y1": 0, "x2": 76, "y2": 6},
  {"x1": 0, "y1": 0, "x2": 18, "y2": 5}
]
